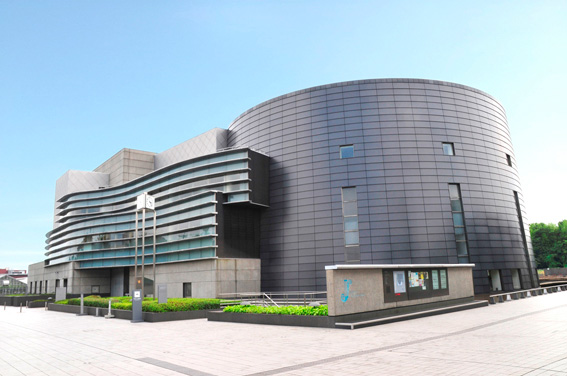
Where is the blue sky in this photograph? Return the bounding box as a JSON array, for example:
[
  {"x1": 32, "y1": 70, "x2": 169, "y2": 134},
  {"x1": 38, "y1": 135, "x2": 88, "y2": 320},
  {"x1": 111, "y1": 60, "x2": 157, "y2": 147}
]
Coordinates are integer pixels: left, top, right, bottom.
[{"x1": 1, "y1": 1, "x2": 566, "y2": 270}]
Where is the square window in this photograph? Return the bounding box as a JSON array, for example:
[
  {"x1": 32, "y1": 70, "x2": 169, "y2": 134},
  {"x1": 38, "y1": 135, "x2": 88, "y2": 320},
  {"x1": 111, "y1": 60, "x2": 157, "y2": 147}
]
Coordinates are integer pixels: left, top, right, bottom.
[
  {"x1": 340, "y1": 145, "x2": 354, "y2": 159},
  {"x1": 343, "y1": 201, "x2": 358, "y2": 216},
  {"x1": 442, "y1": 142, "x2": 455, "y2": 156}
]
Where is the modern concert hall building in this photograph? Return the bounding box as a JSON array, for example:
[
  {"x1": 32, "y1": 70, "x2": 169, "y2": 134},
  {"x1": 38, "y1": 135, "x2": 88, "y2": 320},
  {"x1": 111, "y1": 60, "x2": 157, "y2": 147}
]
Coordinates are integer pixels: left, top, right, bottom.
[{"x1": 28, "y1": 79, "x2": 538, "y2": 297}]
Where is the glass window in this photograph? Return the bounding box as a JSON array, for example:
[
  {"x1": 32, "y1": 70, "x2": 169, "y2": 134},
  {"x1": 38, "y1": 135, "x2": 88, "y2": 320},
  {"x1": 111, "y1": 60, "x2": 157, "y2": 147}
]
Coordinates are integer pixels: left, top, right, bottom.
[
  {"x1": 456, "y1": 242, "x2": 468, "y2": 256},
  {"x1": 342, "y1": 187, "x2": 357, "y2": 202},
  {"x1": 343, "y1": 202, "x2": 358, "y2": 216},
  {"x1": 452, "y1": 213, "x2": 464, "y2": 227},
  {"x1": 450, "y1": 199, "x2": 462, "y2": 212},
  {"x1": 340, "y1": 145, "x2": 354, "y2": 159},
  {"x1": 442, "y1": 142, "x2": 455, "y2": 156},
  {"x1": 454, "y1": 227, "x2": 466, "y2": 241},
  {"x1": 341, "y1": 186, "x2": 359, "y2": 246},
  {"x1": 506, "y1": 154, "x2": 512, "y2": 167},
  {"x1": 345, "y1": 231, "x2": 359, "y2": 245},
  {"x1": 344, "y1": 217, "x2": 359, "y2": 231},
  {"x1": 449, "y1": 183, "x2": 469, "y2": 263},
  {"x1": 448, "y1": 184, "x2": 460, "y2": 200}
]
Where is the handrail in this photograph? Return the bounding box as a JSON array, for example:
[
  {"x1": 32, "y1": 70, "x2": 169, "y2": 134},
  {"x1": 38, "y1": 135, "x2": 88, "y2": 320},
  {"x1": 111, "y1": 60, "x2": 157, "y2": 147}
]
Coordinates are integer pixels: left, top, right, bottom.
[
  {"x1": 263, "y1": 293, "x2": 279, "y2": 307},
  {"x1": 218, "y1": 291, "x2": 327, "y2": 307}
]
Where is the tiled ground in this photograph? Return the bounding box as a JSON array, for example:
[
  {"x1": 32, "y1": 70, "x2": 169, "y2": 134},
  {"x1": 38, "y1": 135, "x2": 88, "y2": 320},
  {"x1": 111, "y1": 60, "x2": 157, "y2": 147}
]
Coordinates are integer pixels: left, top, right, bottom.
[{"x1": 1, "y1": 292, "x2": 566, "y2": 375}]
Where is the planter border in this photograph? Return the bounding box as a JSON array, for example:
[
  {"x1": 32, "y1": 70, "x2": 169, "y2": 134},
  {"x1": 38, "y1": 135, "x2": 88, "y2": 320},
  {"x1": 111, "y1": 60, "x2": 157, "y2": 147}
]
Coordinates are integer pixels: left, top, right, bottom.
[
  {"x1": 207, "y1": 310, "x2": 335, "y2": 328},
  {"x1": 47, "y1": 303, "x2": 210, "y2": 322}
]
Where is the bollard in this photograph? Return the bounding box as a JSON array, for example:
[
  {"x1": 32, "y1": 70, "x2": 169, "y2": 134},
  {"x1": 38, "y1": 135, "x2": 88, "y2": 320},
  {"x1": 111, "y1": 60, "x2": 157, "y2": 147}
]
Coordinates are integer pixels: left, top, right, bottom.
[
  {"x1": 3, "y1": 302, "x2": 5, "y2": 310},
  {"x1": 77, "y1": 293, "x2": 87, "y2": 316},
  {"x1": 105, "y1": 300, "x2": 114, "y2": 319},
  {"x1": 45, "y1": 302, "x2": 48, "y2": 311},
  {"x1": 96, "y1": 308, "x2": 99, "y2": 317},
  {"x1": 20, "y1": 303, "x2": 22, "y2": 313}
]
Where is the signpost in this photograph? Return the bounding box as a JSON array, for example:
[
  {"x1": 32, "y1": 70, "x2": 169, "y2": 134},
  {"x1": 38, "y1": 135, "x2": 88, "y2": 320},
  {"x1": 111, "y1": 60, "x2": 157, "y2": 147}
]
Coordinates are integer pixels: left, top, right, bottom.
[{"x1": 131, "y1": 289, "x2": 143, "y2": 323}]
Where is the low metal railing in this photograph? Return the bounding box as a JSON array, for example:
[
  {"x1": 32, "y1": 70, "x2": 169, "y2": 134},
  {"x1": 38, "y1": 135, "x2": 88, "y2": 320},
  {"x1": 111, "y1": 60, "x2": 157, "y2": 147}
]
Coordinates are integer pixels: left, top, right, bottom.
[
  {"x1": 0, "y1": 288, "x2": 28, "y2": 296},
  {"x1": 218, "y1": 291, "x2": 327, "y2": 307}
]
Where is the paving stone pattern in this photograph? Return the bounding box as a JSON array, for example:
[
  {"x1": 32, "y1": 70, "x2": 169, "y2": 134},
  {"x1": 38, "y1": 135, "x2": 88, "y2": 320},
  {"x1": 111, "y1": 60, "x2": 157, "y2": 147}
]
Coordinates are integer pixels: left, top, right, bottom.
[{"x1": 1, "y1": 293, "x2": 567, "y2": 375}]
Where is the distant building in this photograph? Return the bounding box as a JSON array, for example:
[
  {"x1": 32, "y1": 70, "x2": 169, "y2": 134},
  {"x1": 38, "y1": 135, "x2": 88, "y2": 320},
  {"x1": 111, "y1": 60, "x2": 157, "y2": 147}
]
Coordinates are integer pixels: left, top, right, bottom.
[
  {"x1": 0, "y1": 268, "x2": 28, "y2": 278},
  {"x1": 28, "y1": 79, "x2": 537, "y2": 297}
]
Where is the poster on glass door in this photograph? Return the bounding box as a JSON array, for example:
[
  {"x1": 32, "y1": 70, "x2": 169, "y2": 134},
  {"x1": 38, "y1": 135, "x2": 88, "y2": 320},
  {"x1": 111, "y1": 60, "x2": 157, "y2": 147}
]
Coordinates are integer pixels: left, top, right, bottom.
[{"x1": 393, "y1": 271, "x2": 406, "y2": 294}]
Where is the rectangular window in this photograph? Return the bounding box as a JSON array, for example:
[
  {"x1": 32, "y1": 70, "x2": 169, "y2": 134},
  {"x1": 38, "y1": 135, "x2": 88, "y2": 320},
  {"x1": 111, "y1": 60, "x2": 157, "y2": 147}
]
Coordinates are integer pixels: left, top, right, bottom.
[
  {"x1": 45, "y1": 281, "x2": 48, "y2": 294},
  {"x1": 183, "y1": 282, "x2": 192, "y2": 298},
  {"x1": 341, "y1": 187, "x2": 359, "y2": 246},
  {"x1": 514, "y1": 191, "x2": 535, "y2": 287},
  {"x1": 63, "y1": 278, "x2": 68, "y2": 288},
  {"x1": 506, "y1": 154, "x2": 512, "y2": 167},
  {"x1": 339, "y1": 145, "x2": 354, "y2": 159},
  {"x1": 448, "y1": 184, "x2": 469, "y2": 263},
  {"x1": 511, "y1": 269, "x2": 522, "y2": 290},
  {"x1": 442, "y1": 142, "x2": 455, "y2": 156}
]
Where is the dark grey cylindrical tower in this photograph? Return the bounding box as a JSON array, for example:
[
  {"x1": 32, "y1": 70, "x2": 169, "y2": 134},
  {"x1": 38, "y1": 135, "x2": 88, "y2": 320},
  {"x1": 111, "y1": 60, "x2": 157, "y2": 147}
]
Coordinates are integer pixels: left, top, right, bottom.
[{"x1": 228, "y1": 78, "x2": 536, "y2": 294}]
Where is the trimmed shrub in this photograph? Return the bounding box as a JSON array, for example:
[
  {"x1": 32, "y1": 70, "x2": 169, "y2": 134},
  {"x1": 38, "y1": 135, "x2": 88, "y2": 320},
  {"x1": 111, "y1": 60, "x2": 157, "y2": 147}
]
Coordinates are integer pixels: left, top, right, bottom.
[
  {"x1": 223, "y1": 305, "x2": 328, "y2": 316},
  {"x1": 56, "y1": 295, "x2": 220, "y2": 312}
]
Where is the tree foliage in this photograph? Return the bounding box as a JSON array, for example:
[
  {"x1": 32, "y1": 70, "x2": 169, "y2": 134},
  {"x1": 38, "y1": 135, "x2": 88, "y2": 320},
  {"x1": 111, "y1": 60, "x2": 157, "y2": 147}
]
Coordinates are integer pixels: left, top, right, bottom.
[{"x1": 529, "y1": 220, "x2": 567, "y2": 268}]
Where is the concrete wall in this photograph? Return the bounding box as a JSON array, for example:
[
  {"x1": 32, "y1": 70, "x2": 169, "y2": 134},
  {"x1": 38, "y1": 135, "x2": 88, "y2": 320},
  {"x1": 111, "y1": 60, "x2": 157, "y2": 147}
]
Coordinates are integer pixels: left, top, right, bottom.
[
  {"x1": 94, "y1": 148, "x2": 155, "y2": 187},
  {"x1": 27, "y1": 261, "x2": 75, "y2": 294},
  {"x1": 326, "y1": 264, "x2": 474, "y2": 316},
  {"x1": 128, "y1": 258, "x2": 260, "y2": 298}
]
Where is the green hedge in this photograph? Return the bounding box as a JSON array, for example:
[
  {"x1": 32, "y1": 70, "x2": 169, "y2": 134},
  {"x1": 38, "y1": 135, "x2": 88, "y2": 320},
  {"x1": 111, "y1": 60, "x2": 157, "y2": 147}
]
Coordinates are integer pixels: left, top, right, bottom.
[
  {"x1": 57, "y1": 295, "x2": 220, "y2": 312},
  {"x1": 223, "y1": 305, "x2": 328, "y2": 316}
]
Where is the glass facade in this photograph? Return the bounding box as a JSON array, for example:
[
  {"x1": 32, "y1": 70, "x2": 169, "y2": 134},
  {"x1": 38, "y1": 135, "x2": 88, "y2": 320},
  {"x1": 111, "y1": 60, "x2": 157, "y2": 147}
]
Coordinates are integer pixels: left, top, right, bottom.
[{"x1": 45, "y1": 149, "x2": 256, "y2": 269}]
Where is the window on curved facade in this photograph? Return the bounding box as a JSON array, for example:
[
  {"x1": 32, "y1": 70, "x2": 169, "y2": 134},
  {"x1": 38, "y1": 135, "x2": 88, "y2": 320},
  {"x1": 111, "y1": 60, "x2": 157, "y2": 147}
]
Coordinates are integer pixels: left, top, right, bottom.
[
  {"x1": 506, "y1": 154, "x2": 512, "y2": 167},
  {"x1": 341, "y1": 187, "x2": 359, "y2": 246},
  {"x1": 340, "y1": 145, "x2": 354, "y2": 159},
  {"x1": 442, "y1": 143, "x2": 455, "y2": 156},
  {"x1": 448, "y1": 184, "x2": 469, "y2": 263}
]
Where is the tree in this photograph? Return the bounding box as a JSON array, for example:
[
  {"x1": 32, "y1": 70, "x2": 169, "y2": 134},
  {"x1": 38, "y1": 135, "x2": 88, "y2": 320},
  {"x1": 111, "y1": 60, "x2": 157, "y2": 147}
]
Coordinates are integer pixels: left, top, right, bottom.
[{"x1": 530, "y1": 220, "x2": 567, "y2": 268}]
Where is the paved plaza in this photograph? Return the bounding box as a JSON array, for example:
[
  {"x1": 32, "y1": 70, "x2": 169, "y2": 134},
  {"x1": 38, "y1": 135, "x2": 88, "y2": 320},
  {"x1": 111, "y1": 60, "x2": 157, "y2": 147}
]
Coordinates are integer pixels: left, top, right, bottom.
[{"x1": 1, "y1": 292, "x2": 567, "y2": 376}]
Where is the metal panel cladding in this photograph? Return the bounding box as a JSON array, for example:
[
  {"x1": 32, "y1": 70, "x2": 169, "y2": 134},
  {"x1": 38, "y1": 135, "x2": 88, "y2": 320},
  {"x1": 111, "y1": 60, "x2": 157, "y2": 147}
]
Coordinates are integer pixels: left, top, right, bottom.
[{"x1": 227, "y1": 78, "x2": 536, "y2": 294}]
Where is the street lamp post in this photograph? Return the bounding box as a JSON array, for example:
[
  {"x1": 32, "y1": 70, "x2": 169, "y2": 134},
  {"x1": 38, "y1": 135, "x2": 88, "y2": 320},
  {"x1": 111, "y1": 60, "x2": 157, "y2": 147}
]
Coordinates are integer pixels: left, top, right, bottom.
[{"x1": 134, "y1": 192, "x2": 156, "y2": 298}]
